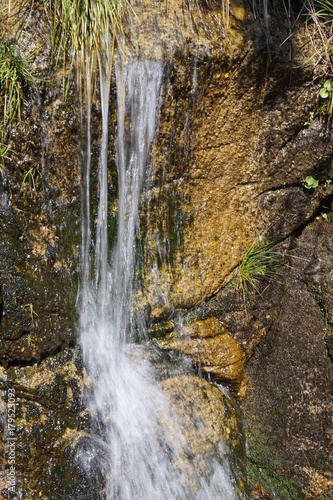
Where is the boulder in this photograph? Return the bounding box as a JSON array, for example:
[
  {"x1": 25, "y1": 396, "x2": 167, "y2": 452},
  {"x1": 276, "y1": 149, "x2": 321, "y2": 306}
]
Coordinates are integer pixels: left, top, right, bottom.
[{"x1": 155, "y1": 318, "x2": 246, "y2": 399}]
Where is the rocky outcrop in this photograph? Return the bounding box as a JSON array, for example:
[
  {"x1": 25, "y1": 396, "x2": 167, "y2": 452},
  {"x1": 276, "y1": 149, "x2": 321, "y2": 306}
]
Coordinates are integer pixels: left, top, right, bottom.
[
  {"x1": 154, "y1": 318, "x2": 246, "y2": 400},
  {"x1": 160, "y1": 375, "x2": 247, "y2": 494},
  {"x1": 0, "y1": 349, "x2": 92, "y2": 498},
  {"x1": 177, "y1": 218, "x2": 333, "y2": 498},
  {"x1": 0, "y1": 346, "x2": 246, "y2": 498}
]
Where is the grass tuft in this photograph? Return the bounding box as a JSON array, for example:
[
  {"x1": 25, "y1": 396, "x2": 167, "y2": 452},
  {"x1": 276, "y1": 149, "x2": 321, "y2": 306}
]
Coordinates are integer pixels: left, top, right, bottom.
[
  {"x1": 306, "y1": 0, "x2": 333, "y2": 78},
  {"x1": 0, "y1": 35, "x2": 35, "y2": 125},
  {"x1": 234, "y1": 236, "x2": 283, "y2": 301},
  {"x1": 313, "y1": 0, "x2": 333, "y2": 18},
  {"x1": 0, "y1": 33, "x2": 35, "y2": 165},
  {"x1": 45, "y1": 0, "x2": 135, "y2": 95}
]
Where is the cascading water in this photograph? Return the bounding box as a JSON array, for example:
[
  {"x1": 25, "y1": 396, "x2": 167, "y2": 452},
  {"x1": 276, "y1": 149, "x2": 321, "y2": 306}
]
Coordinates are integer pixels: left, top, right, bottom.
[{"x1": 78, "y1": 57, "x2": 240, "y2": 499}]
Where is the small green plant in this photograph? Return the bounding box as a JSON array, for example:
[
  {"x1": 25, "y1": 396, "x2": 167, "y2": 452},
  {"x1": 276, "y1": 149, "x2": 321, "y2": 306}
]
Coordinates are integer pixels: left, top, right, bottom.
[
  {"x1": 302, "y1": 176, "x2": 333, "y2": 189},
  {"x1": 304, "y1": 110, "x2": 315, "y2": 126},
  {"x1": 23, "y1": 302, "x2": 38, "y2": 326},
  {"x1": 318, "y1": 78, "x2": 333, "y2": 114},
  {"x1": 313, "y1": 0, "x2": 333, "y2": 18},
  {"x1": 0, "y1": 143, "x2": 12, "y2": 166},
  {"x1": 234, "y1": 236, "x2": 282, "y2": 300},
  {"x1": 319, "y1": 79, "x2": 332, "y2": 99},
  {"x1": 316, "y1": 211, "x2": 328, "y2": 220},
  {"x1": 20, "y1": 167, "x2": 44, "y2": 202},
  {"x1": 303, "y1": 175, "x2": 319, "y2": 189},
  {"x1": 316, "y1": 203, "x2": 331, "y2": 220}
]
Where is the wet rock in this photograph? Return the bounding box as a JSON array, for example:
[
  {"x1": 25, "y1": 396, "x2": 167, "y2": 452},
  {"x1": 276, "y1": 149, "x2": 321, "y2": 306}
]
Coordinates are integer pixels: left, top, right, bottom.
[
  {"x1": 193, "y1": 269, "x2": 287, "y2": 360},
  {"x1": 135, "y1": 8, "x2": 332, "y2": 318},
  {"x1": 0, "y1": 9, "x2": 80, "y2": 366},
  {"x1": 160, "y1": 374, "x2": 247, "y2": 494},
  {"x1": 145, "y1": 320, "x2": 174, "y2": 339},
  {"x1": 250, "y1": 483, "x2": 274, "y2": 499},
  {"x1": 155, "y1": 318, "x2": 246, "y2": 400},
  {"x1": 0, "y1": 219, "x2": 78, "y2": 365},
  {"x1": 0, "y1": 348, "x2": 89, "y2": 498}
]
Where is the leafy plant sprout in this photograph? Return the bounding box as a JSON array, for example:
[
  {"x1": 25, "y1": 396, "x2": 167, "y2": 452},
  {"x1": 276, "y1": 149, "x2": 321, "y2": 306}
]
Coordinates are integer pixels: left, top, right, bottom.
[
  {"x1": 304, "y1": 110, "x2": 315, "y2": 125},
  {"x1": 318, "y1": 78, "x2": 333, "y2": 114},
  {"x1": 302, "y1": 175, "x2": 333, "y2": 189},
  {"x1": 303, "y1": 175, "x2": 319, "y2": 189},
  {"x1": 319, "y1": 78, "x2": 332, "y2": 98},
  {"x1": 303, "y1": 79, "x2": 332, "y2": 124},
  {"x1": 23, "y1": 302, "x2": 38, "y2": 326}
]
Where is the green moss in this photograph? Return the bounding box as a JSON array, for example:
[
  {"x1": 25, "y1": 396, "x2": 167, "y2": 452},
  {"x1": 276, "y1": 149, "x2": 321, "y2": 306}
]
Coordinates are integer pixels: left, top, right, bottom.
[
  {"x1": 136, "y1": 181, "x2": 188, "y2": 286},
  {"x1": 247, "y1": 424, "x2": 299, "y2": 499},
  {"x1": 29, "y1": 446, "x2": 38, "y2": 458},
  {"x1": 14, "y1": 417, "x2": 27, "y2": 429}
]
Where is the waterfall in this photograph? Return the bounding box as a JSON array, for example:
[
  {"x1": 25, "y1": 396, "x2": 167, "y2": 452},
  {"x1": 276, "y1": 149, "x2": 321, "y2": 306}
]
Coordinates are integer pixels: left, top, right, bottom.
[{"x1": 78, "y1": 58, "x2": 239, "y2": 499}]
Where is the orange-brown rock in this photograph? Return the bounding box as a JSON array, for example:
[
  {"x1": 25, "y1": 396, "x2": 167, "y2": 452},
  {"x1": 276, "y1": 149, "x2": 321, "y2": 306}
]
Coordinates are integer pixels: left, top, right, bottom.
[
  {"x1": 301, "y1": 467, "x2": 333, "y2": 499},
  {"x1": 133, "y1": 1, "x2": 331, "y2": 320},
  {"x1": 155, "y1": 318, "x2": 246, "y2": 399},
  {"x1": 160, "y1": 375, "x2": 242, "y2": 468},
  {"x1": 155, "y1": 374, "x2": 247, "y2": 496}
]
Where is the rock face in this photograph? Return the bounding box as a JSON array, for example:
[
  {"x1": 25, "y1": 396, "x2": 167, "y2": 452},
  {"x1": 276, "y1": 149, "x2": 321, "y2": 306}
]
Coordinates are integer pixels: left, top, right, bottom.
[
  {"x1": 0, "y1": 349, "x2": 93, "y2": 498},
  {"x1": 0, "y1": 0, "x2": 332, "y2": 498},
  {"x1": 243, "y1": 220, "x2": 333, "y2": 499},
  {"x1": 184, "y1": 222, "x2": 333, "y2": 498},
  {"x1": 136, "y1": 1, "x2": 332, "y2": 318},
  {"x1": 0, "y1": 2, "x2": 81, "y2": 366}
]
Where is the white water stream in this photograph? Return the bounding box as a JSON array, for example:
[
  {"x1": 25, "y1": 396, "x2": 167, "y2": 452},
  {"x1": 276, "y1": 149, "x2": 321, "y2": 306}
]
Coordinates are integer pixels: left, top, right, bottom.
[{"x1": 78, "y1": 58, "x2": 239, "y2": 499}]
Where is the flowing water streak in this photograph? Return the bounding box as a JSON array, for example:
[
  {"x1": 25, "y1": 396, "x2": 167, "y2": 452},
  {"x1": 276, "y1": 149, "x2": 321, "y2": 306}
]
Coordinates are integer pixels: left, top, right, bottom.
[
  {"x1": 79, "y1": 58, "x2": 239, "y2": 499},
  {"x1": 95, "y1": 52, "x2": 112, "y2": 313},
  {"x1": 80, "y1": 57, "x2": 92, "y2": 288},
  {"x1": 111, "y1": 60, "x2": 163, "y2": 348}
]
